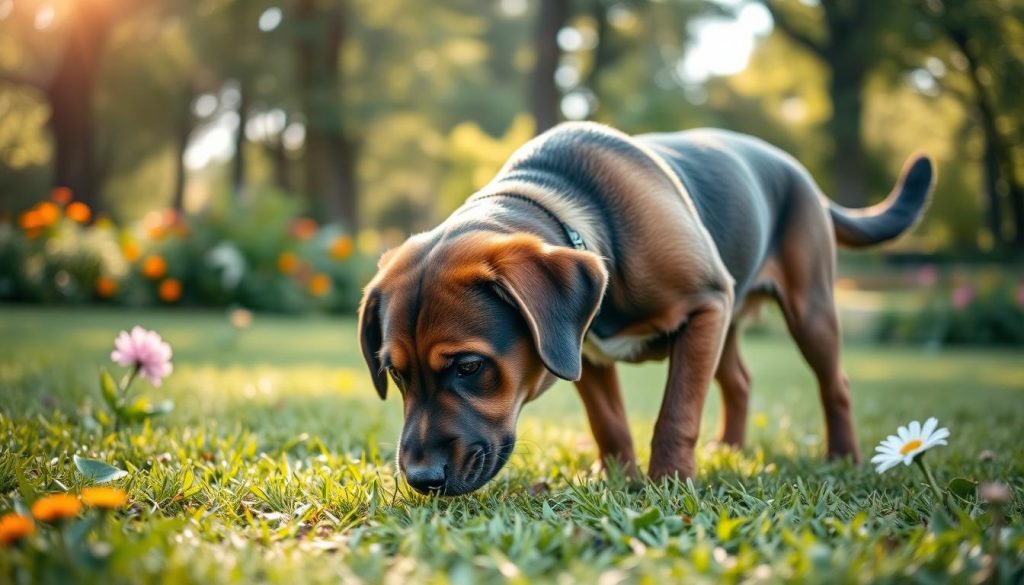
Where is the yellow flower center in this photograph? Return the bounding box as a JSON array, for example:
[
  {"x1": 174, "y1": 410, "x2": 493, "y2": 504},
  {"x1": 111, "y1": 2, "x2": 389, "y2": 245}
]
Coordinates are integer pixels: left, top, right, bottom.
[{"x1": 899, "y1": 439, "x2": 922, "y2": 455}]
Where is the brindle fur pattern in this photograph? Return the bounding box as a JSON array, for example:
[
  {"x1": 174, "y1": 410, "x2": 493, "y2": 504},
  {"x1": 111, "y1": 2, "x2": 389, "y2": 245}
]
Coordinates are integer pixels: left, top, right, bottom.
[{"x1": 359, "y1": 122, "x2": 935, "y2": 495}]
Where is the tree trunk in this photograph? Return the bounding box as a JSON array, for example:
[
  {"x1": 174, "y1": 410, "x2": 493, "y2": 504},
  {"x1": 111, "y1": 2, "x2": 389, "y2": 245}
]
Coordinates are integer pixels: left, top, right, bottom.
[
  {"x1": 762, "y1": 0, "x2": 872, "y2": 208},
  {"x1": 950, "y1": 27, "x2": 1015, "y2": 250},
  {"x1": 171, "y1": 90, "x2": 195, "y2": 212},
  {"x1": 583, "y1": 0, "x2": 610, "y2": 90},
  {"x1": 295, "y1": 0, "x2": 359, "y2": 230},
  {"x1": 231, "y1": 81, "x2": 250, "y2": 199},
  {"x1": 265, "y1": 138, "x2": 291, "y2": 192},
  {"x1": 334, "y1": 133, "x2": 359, "y2": 225},
  {"x1": 826, "y1": 66, "x2": 869, "y2": 208},
  {"x1": 48, "y1": 84, "x2": 97, "y2": 207},
  {"x1": 171, "y1": 124, "x2": 191, "y2": 212},
  {"x1": 531, "y1": 0, "x2": 569, "y2": 134},
  {"x1": 980, "y1": 128, "x2": 1005, "y2": 247},
  {"x1": 44, "y1": 8, "x2": 114, "y2": 211},
  {"x1": 1008, "y1": 176, "x2": 1024, "y2": 249}
]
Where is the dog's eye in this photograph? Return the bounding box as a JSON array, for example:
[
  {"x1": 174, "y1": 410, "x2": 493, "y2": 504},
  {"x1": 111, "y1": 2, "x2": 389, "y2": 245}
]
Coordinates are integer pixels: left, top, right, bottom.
[
  {"x1": 455, "y1": 359, "x2": 482, "y2": 377},
  {"x1": 386, "y1": 366, "x2": 403, "y2": 386}
]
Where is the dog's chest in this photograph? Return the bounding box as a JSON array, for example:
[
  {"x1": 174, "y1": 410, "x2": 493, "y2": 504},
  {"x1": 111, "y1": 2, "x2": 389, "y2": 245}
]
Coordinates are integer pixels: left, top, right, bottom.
[{"x1": 581, "y1": 331, "x2": 659, "y2": 364}]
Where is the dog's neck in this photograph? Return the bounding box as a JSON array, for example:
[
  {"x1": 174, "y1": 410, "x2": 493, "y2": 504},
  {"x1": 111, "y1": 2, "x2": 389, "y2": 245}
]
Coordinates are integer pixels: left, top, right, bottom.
[
  {"x1": 472, "y1": 192, "x2": 587, "y2": 251},
  {"x1": 465, "y1": 178, "x2": 608, "y2": 259}
]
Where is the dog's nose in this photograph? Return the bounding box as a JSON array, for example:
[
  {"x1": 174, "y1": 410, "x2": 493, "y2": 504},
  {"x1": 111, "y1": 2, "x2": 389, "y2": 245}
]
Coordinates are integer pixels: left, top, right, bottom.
[{"x1": 404, "y1": 461, "x2": 447, "y2": 493}]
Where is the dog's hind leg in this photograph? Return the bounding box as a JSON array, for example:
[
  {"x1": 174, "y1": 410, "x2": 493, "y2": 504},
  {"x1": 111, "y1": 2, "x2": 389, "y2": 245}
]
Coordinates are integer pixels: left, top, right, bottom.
[
  {"x1": 574, "y1": 359, "x2": 638, "y2": 476},
  {"x1": 715, "y1": 324, "x2": 750, "y2": 447},
  {"x1": 773, "y1": 198, "x2": 861, "y2": 462}
]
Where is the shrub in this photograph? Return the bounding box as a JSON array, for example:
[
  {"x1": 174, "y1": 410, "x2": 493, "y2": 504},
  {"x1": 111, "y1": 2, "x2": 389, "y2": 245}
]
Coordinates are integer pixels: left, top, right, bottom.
[
  {"x1": 873, "y1": 271, "x2": 1024, "y2": 346},
  {"x1": 0, "y1": 190, "x2": 377, "y2": 314}
]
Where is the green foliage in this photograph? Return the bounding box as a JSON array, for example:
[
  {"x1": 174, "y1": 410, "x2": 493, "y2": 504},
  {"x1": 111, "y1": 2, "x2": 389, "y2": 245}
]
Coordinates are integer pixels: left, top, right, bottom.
[
  {"x1": 99, "y1": 367, "x2": 175, "y2": 430},
  {"x1": 1, "y1": 0, "x2": 1018, "y2": 252},
  {"x1": 0, "y1": 307, "x2": 1022, "y2": 583}
]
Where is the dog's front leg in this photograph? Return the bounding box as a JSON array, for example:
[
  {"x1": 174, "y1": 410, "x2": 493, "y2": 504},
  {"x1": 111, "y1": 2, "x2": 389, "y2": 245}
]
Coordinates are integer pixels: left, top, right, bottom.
[
  {"x1": 574, "y1": 359, "x2": 638, "y2": 476},
  {"x1": 649, "y1": 294, "x2": 732, "y2": 481}
]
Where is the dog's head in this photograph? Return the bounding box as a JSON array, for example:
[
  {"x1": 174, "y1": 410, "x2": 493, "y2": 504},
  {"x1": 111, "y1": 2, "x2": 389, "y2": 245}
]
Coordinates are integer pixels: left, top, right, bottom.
[{"x1": 358, "y1": 231, "x2": 607, "y2": 495}]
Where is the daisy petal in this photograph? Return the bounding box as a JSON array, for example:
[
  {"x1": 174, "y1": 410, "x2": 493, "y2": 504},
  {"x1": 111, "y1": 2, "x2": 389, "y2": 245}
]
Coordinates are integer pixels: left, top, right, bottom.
[
  {"x1": 876, "y1": 459, "x2": 899, "y2": 474},
  {"x1": 921, "y1": 417, "x2": 938, "y2": 438}
]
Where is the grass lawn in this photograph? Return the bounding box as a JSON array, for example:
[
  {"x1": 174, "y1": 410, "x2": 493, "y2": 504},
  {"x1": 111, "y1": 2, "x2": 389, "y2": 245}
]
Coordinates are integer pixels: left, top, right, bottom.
[{"x1": 1, "y1": 305, "x2": 1022, "y2": 584}]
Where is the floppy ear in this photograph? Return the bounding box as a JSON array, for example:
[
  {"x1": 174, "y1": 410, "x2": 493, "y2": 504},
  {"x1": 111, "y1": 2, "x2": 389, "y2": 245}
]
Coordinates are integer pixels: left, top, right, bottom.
[
  {"x1": 358, "y1": 288, "x2": 389, "y2": 399},
  {"x1": 489, "y1": 237, "x2": 608, "y2": 381}
]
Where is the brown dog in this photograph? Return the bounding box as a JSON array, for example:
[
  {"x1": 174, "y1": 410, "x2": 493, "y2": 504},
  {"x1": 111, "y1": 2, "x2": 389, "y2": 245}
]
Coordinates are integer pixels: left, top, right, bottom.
[{"x1": 359, "y1": 122, "x2": 934, "y2": 495}]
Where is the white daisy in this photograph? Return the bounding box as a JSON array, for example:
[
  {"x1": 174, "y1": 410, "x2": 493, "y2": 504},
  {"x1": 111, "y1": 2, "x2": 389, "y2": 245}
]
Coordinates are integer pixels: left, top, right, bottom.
[{"x1": 871, "y1": 417, "x2": 950, "y2": 474}]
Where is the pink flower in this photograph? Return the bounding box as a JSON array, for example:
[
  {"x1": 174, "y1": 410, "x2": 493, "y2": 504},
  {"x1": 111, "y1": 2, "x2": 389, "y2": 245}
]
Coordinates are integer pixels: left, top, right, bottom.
[
  {"x1": 111, "y1": 326, "x2": 173, "y2": 386},
  {"x1": 951, "y1": 284, "x2": 975, "y2": 311},
  {"x1": 915, "y1": 264, "x2": 938, "y2": 287}
]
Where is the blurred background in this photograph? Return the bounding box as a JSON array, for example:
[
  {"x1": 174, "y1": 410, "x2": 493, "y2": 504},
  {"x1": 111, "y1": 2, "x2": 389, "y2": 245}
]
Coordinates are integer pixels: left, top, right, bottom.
[{"x1": 0, "y1": 0, "x2": 1021, "y2": 346}]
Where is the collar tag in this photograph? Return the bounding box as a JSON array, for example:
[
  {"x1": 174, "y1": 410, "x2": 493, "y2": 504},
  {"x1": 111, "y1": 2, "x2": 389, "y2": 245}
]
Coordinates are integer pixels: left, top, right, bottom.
[{"x1": 564, "y1": 226, "x2": 586, "y2": 250}]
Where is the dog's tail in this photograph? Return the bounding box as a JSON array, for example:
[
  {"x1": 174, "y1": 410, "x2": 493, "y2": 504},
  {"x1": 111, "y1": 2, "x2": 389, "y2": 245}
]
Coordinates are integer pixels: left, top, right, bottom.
[{"x1": 827, "y1": 154, "x2": 935, "y2": 248}]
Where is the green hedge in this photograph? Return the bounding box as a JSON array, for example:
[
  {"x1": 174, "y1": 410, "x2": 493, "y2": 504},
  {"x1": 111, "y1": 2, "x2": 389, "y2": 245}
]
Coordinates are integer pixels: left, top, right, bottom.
[{"x1": 873, "y1": 272, "x2": 1024, "y2": 346}]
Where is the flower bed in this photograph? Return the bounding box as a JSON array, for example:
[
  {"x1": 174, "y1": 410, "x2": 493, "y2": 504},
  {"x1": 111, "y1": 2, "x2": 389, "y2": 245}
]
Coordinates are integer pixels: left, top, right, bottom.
[
  {"x1": 872, "y1": 267, "x2": 1024, "y2": 346},
  {"x1": 0, "y1": 190, "x2": 379, "y2": 314}
]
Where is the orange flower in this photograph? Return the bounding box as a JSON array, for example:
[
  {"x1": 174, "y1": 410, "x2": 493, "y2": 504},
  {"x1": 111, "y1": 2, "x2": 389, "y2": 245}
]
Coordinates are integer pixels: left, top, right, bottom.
[
  {"x1": 35, "y1": 202, "x2": 60, "y2": 226},
  {"x1": 143, "y1": 211, "x2": 166, "y2": 239},
  {"x1": 51, "y1": 186, "x2": 72, "y2": 205},
  {"x1": 66, "y1": 201, "x2": 91, "y2": 224},
  {"x1": 163, "y1": 209, "x2": 190, "y2": 237},
  {"x1": 230, "y1": 308, "x2": 253, "y2": 329},
  {"x1": 162, "y1": 209, "x2": 181, "y2": 225},
  {"x1": 277, "y1": 252, "x2": 299, "y2": 274},
  {"x1": 80, "y1": 487, "x2": 128, "y2": 509},
  {"x1": 31, "y1": 494, "x2": 81, "y2": 523},
  {"x1": 96, "y1": 276, "x2": 118, "y2": 298},
  {"x1": 122, "y1": 240, "x2": 141, "y2": 263},
  {"x1": 308, "y1": 273, "x2": 331, "y2": 297},
  {"x1": 329, "y1": 236, "x2": 354, "y2": 261},
  {"x1": 0, "y1": 513, "x2": 34, "y2": 547},
  {"x1": 141, "y1": 255, "x2": 167, "y2": 279},
  {"x1": 158, "y1": 278, "x2": 182, "y2": 303},
  {"x1": 18, "y1": 210, "x2": 41, "y2": 231},
  {"x1": 290, "y1": 218, "x2": 318, "y2": 240}
]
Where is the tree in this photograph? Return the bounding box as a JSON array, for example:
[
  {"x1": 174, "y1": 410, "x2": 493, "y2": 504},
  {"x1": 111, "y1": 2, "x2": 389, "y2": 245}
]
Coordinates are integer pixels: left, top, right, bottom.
[
  {"x1": 0, "y1": 0, "x2": 121, "y2": 211},
  {"x1": 916, "y1": 0, "x2": 1024, "y2": 251},
  {"x1": 531, "y1": 0, "x2": 570, "y2": 133},
  {"x1": 758, "y1": 0, "x2": 901, "y2": 207},
  {"x1": 294, "y1": 0, "x2": 360, "y2": 229}
]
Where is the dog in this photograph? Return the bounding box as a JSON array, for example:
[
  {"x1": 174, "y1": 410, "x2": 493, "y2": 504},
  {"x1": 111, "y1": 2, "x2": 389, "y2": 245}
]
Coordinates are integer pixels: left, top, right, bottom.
[{"x1": 358, "y1": 122, "x2": 934, "y2": 495}]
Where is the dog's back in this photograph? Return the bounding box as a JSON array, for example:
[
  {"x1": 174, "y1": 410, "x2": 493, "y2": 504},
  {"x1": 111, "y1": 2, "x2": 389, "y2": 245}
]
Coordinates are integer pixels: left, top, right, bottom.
[
  {"x1": 638, "y1": 129, "x2": 797, "y2": 296},
  {"x1": 639, "y1": 128, "x2": 934, "y2": 287}
]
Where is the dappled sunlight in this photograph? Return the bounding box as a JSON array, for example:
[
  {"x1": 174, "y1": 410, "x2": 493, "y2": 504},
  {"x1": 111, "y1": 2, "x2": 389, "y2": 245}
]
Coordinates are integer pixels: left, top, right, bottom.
[{"x1": 0, "y1": 0, "x2": 1021, "y2": 578}]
